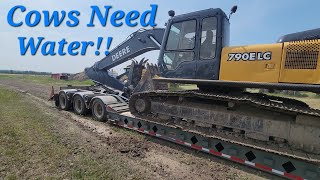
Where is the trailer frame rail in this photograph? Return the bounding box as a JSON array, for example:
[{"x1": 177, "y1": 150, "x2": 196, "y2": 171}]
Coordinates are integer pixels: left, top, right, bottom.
[{"x1": 108, "y1": 112, "x2": 320, "y2": 180}]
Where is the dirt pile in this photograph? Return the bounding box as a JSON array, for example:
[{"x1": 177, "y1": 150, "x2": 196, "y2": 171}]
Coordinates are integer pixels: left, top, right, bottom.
[{"x1": 69, "y1": 72, "x2": 89, "y2": 81}]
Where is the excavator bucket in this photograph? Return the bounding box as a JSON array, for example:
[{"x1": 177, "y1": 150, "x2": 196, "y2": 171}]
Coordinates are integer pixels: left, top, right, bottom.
[
  {"x1": 127, "y1": 58, "x2": 149, "y2": 88},
  {"x1": 85, "y1": 66, "x2": 126, "y2": 91},
  {"x1": 132, "y1": 63, "x2": 168, "y2": 94}
]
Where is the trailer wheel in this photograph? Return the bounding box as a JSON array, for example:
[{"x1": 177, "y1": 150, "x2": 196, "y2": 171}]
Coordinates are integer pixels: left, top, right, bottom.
[
  {"x1": 91, "y1": 99, "x2": 108, "y2": 122},
  {"x1": 73, "y1": 95, "x2": 88, "y2": 115},
  {"x1": 59, "y1": 92, "x2": 71, "y2": 110}
]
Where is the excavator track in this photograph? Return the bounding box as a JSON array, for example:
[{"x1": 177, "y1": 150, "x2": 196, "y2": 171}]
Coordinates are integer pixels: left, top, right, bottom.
[
  {"x1": 129, "y1": 90, "x2": 320, "y2": 157},
  {"x1": 132, "y1": 90, "x2": 320, "y2": 116}
]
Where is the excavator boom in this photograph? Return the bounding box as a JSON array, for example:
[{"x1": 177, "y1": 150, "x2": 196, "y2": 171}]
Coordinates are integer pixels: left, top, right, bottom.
[{"x1": 85, "y1": 28, "x2": 165, "y2": 90}]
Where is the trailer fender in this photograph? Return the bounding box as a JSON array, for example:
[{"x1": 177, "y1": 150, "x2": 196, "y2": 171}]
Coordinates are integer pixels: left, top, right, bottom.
[
  {"x1": 89, "y1": 95, "x2": 119, "y2": 109},
  {"x1": 59, "y1": 89, "x2": 79, "y2": 101},
  {"x1": 71, "y1": 91, "x2": 95, "y2": 109}
]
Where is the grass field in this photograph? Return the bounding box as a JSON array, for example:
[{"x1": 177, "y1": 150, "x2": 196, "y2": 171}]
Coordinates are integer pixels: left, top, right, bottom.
[
  {"x1": 247, "y1": 88, "x2": 320, "y2": 109},
  {"x1": 0, "y1": 88, "x2": 143, "y2": 179},
  {"x1": 168, "y1": 84, "x2": 198, "y2": 91},
  {"x1": 0, "y1": 74, "x2": 93, "y2": 86},
  {"x1": 0, "y1": 88, "x2": 90, "y2": 178}
]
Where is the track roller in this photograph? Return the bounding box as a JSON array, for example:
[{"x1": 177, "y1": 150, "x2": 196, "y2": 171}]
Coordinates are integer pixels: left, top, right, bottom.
[{"x1": 129, "y1": 96, "x2": 151, "y2": 114}]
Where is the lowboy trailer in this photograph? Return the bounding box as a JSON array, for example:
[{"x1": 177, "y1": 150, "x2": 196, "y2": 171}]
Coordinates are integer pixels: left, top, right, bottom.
[{"x1": 52, "y1": 85, "x2": 320, "y2": 180}]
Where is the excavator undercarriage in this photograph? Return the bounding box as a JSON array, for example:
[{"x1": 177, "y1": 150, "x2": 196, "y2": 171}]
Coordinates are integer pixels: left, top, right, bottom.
[{"x1": 129, "y1": 88, "x2": 320, "y2": 155}]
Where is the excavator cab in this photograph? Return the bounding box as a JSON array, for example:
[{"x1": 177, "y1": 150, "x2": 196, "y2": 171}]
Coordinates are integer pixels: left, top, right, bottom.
[{"x1": 158, "y1": 8, "x2": 230, "y2": 80}]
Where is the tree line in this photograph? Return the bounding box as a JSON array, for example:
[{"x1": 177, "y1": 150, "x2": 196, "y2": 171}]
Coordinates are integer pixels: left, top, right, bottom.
[{"x1": 0, "y1": 70, "x2": 51, "y2": 75}]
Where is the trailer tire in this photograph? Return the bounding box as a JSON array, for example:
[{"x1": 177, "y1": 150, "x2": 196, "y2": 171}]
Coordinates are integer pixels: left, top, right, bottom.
[
  {"x1": 91, "y1": 99, "x2": 108, "y2": 122},
  {"x1": 59, "y1": 92, "x2": 71, "y2": 110},
  {"x1": 73, "y1": 95, "x2": 88, "y2": 115}
]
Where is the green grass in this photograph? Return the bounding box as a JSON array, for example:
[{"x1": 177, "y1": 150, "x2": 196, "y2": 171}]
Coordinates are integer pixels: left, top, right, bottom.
[
  {"x1": 0, "y1": 74, "x2": 94, "y2": 86},
  {"x1": 168, "y1": 83, "x2": 198, "y2": 91},
  {"x1": 0, "y1": 88, "x2": 145, "y2": 179},
  {"x1": 247, "y1": 88, "x2": 320, "y2": 98},
  {"x1": 0, "y1": 88, "x2": 70, "y2": 178},
  {"x1": 246, "y1": 88, "x2": 320, "y2": 109}
]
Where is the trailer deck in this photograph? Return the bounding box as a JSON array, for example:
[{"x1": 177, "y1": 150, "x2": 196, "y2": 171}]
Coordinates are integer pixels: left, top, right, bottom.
[{"x1": 106, "y1": 111, "x2": 320, "y2": 180}]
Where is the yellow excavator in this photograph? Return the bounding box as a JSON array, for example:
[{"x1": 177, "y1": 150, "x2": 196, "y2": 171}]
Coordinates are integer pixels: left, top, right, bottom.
[
  {"x1": 127, "y1": 6, "x2": 320, "y2": 156},
  {"x1": 57, "y1": 6, "x2": 320, "y2": 158}
]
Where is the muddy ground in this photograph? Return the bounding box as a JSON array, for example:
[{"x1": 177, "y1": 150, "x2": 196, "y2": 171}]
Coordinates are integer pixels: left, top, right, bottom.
[{"x1": 0, "y1": 78, "x2": 281, "y2": 179}]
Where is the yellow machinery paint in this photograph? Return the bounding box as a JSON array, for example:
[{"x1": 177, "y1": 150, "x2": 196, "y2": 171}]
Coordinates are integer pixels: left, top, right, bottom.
[
  {"x1": 220, "y1": 43, "x2": 283, "y2": 83},
  {"x1": 219, "y1": 40, "x2": 320, "y2": 84},
  {"x1": 279, "y1": 40, "x2": 320, "y2": 84}
]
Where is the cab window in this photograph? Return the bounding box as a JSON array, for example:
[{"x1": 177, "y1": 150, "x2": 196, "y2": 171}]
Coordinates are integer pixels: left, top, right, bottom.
[
  {"x1": 163, "y1": 51, "x2": 194, "y2": 70},
  {"x1": 166, "y1": 20, "x2": 196, "y2": 50},
  {"x1": 164, "y1": 20, "x2": 196, "y2": 70},
  {"x1": 200, "y1": 17, "x2": 217, "y2": 59}
]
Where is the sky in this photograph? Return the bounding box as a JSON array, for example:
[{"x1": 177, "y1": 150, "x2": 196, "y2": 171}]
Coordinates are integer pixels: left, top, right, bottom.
[{"x1": 1, "y1": 0, "x2": 320, "y2": 74}]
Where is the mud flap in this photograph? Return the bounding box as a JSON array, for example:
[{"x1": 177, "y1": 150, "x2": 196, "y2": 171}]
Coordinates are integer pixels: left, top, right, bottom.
[
  {"x1": 49, "y1": 86, "x2": 55, "y2": 100},
  {"x1": 48, "y1": 86, "x2": 60, "y2": 107}
]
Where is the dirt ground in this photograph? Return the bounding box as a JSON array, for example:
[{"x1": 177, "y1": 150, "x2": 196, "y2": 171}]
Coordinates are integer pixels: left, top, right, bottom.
[{"x1": 0, "y1": 78, "x2": 281, "y2": 179}]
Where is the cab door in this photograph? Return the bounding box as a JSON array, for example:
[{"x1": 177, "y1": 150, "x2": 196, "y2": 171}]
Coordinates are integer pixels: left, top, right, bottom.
[
  {"x1": 161, "y1": 19, "x2": 197, "y2": 78},
  {"x1": 196, "y1": 16, "x2": 221, "y2": 80}
]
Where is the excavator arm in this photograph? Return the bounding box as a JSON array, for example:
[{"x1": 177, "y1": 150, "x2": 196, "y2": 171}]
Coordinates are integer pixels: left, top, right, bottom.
[{"x1": 84, "y1": 28, "x2": 165, "y2": 91}]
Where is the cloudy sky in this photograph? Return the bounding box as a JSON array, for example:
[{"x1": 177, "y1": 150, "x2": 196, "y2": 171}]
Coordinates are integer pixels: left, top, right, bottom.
[{"x1": 1, "y1": 0, "x2": 320, "y2": 73}]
